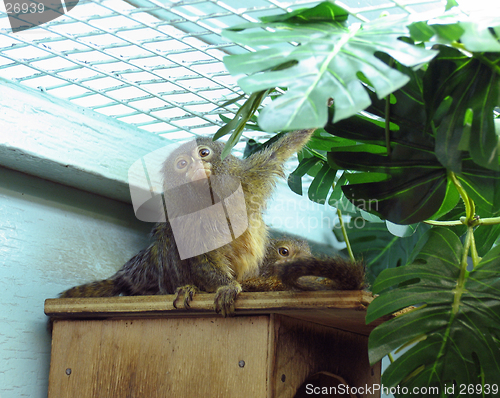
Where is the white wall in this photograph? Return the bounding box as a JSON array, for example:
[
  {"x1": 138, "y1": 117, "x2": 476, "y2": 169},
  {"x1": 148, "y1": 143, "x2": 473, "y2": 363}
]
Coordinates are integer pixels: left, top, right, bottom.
[{"x1": 0, "y1": 166, "x2": 152, "y2": 398}]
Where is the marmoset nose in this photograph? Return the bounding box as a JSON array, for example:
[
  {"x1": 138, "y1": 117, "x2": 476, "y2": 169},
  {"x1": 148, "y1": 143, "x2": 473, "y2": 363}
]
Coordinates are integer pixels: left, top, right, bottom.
[
  {"x1": 190, "y1": 159, "x2": 208, "y2": 181},
  {"x1": 189, "y1": 158, "x2": 203, "y2": 169}
]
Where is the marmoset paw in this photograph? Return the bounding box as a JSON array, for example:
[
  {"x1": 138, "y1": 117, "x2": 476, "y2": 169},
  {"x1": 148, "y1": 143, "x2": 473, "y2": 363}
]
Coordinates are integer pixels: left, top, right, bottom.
[
  {"x1": 173, "y1": 285, "x2": 199, "y2": 309},
  {"x1": 214, "y1": 283, "x2": 242, "y2": 317}
]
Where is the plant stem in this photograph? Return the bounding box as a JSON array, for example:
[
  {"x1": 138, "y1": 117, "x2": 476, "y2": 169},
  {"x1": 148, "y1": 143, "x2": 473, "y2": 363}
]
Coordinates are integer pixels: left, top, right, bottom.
[
  {"x1": 449, "y1": 171, "x2": 475, "y2": 221},
  {"x1": 469, "y1": 232, "x2": 482, "y2": 269},
  {"x1": 384, "y1": 58, "x2": 395, "y2": 156},
  {"x1": 431, "y1": 225, "x2": 471, "y2": 385},
  {"x1": 479, "y1": 216, "x2": 500, "y2": 225},
  {"x1": 448, "y1": 171, "x2": 482, "y2": 268},
  {"x1": 331, "y1": 180, "x2": 355, "y2": 262},
  {"x1": 457, "y1": 226, "x2": 473, "y2": 301},
  {"x1": 424, "y1": 219, "x2": 463, "y2": 227},
  {"x1": 385, "y1": 93, "x2": 391, "y2": 156},
  {"x1": 427, "y1": 171, "x2": 500, "y2": 235},
  {"x1": 452, "y1": 42, "x2": 500, "y2": 75},
  {"x1": 388, "y1": 353, "x2": 395, "y2": 364},
  {"x1": 336, "y1": 207, "x2": 355, "y2": 262}
]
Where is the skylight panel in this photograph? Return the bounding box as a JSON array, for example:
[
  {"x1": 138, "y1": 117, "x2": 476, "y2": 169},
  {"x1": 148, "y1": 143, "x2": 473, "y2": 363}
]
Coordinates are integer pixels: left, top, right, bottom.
[{"x1": 0, "y1": 0, "x2": 445, "y2": 142}]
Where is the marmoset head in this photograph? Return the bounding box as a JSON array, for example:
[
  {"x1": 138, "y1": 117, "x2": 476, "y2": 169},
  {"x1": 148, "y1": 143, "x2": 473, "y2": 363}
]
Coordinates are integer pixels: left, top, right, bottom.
[
  {"x1": 161, "y1": 137, "x2": 226, "y2": 188},
  {"x1": 261, "y1": 238, "x2": 312, "y2": 276},
  {"x1": 160, "y1": 137, "x2": 245, "y2": 230},
  {"x1": 272, "y1": 238, "x2": 312, "y2": 263}
]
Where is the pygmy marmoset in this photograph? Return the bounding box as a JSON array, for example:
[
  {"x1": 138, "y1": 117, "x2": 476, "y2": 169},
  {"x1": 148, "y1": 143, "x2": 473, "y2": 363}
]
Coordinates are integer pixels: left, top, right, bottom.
[
  {"x1": 242, "y1": 237, "x2": 366, "y2": 292},
  {"x1": 60, "y1": 130, "x2": 316, "y2": 316}
]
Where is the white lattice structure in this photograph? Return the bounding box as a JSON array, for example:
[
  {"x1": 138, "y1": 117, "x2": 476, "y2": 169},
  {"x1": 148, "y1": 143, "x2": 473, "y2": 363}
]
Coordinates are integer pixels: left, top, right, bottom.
[{"x1": 0, "y1": 0, "x2": 446, "y2": 151}]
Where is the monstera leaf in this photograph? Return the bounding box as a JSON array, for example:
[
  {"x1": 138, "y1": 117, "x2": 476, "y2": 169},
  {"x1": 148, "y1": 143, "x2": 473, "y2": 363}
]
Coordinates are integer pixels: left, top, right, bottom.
[
  {"x1": 408, "y1": 7, "x2": 500, "y2": 52},
  {"x1": 327, "y1": 62, "x2": 500, "y2": 223},
  {"x1": 366, "y1": 228, "x2": 500, "y2": 396},
  {"x1": 424, "y1": 47, "x2": 500, "y2": 172},
  {"x1": 327, "y1": 65, "x2": 447, "y2": 224},
  {"x1": 222, "y1": 2, "x2": 437, "y2": 132}
]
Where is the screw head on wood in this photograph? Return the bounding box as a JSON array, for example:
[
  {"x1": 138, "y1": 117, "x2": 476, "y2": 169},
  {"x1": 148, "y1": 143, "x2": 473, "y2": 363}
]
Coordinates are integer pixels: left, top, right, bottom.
[
  {"x1": 238, "y1": 360, "x2": 245, "y2": 368},
  {"x1": 65, "y1": 368, "x2": 72, "y2": 376}
]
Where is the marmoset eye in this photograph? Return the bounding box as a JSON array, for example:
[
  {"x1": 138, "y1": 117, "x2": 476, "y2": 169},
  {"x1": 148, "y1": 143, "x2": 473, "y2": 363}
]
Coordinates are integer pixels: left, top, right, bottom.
[
  {"x1": 199, "y1": 147, "x2": 211, "y2": 158},
  {"x1": 278, "y1": 247, "x2": 290, "y2": 257}
]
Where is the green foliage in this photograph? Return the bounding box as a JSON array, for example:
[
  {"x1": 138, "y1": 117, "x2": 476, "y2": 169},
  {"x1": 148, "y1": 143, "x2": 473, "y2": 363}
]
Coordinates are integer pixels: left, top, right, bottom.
[
  {"x1": 408, "y1": 12, "x2": 500, "y2": 52},
  {"x1": 215, "y1": 89, "x2": 272, "y2": 159},
  {"x1": 222, "y1": 2, "x2": 436, "y2": 132},
  {"x1": 424, "y1": 47, "x2": 500, "y2": 172},
  {"x1": 259, "y1": 1, "x2": 349, "y2": 24},
  {"x1": 333, "y1": 220, "x2": 430, "y2": 283},
  {"x1": 327, "y1": 57, "x2": 500, "y2": 223},
  {"x1": 366, "y1": 228, "x2": 500, "y2": 396},
  {"x1": 219, "y1": 2, "x2": 500, "y2": 395}
]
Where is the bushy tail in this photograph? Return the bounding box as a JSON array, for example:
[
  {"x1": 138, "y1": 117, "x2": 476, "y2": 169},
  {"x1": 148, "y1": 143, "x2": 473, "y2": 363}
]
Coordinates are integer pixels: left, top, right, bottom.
[
  {"x1": 59, "y1": 279, "x2": 121, "y2": 298},
  {"x1": 241, "y1": 275, "x2": 285, "y2": 292},
  {"x1": 278, "y1": 257, "x2": 367, "y2": 291}
]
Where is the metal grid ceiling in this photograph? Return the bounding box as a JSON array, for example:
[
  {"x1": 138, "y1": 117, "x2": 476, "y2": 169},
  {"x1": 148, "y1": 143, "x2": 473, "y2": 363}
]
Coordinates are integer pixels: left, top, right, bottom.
[{"x1": 0, "y1": 0, "x2": 445, "y2": 153}]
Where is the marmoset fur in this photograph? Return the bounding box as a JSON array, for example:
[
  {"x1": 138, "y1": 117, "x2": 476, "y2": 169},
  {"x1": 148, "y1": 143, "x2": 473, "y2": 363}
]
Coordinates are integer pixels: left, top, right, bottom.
[
  {"x1": 242, "y1": 238, "x2": 366, "y2": 292},
  {"x1": 242, "y1": 237, "x2": 311, "y2": 291},
  {"x1": 60, "y1": 130, "x2": 315, "y2": 316}
]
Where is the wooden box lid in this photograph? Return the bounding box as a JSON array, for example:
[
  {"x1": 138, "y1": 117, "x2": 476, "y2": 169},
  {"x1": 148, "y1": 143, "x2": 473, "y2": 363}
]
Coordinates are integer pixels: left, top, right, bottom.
[{"x1": 45, "y1": 290, "x2": 384, "y2": 336}]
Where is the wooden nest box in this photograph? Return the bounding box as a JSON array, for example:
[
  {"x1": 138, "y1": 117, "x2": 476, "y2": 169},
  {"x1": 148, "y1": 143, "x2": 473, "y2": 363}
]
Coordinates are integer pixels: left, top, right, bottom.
[{"x1": 45, "y1": 290, "x2": 383, "y2": 397}]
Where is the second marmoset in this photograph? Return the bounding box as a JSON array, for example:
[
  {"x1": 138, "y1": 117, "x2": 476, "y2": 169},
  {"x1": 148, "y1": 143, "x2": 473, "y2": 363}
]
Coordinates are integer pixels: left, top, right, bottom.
[{"x1": 242, "y1": 238, "x2": 366, "y2": 292}]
